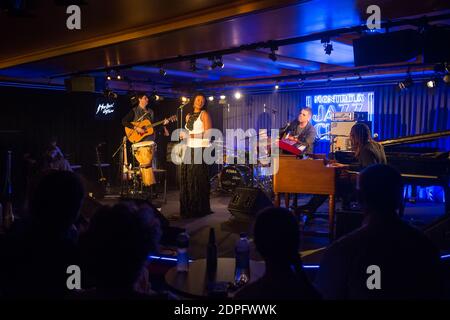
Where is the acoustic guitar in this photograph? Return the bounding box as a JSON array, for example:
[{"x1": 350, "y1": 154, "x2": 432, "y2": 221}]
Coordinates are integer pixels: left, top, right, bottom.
[{"x1": 125, "y1": 114, "x2": 177, "y2": 143}]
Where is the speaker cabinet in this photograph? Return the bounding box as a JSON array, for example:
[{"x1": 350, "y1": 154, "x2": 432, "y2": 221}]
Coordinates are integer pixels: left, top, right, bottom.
[
  {"x1": 353, "y1": 30, "x2": 420, "y2": 66},
  {"x1": 228, "y1": 187, "x2": 273, "y2": 220},
  {"x1": 64, "y1": 76, "x2": 96, "y2": 92}
]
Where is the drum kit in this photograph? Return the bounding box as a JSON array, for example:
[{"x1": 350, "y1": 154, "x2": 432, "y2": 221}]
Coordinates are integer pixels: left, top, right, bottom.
[{"x1": 211, "y1": 137, "x2": 274, "y2": 198}]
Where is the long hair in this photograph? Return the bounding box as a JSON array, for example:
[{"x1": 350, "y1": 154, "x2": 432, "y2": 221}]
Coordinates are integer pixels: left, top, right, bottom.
[
  {"x1": 350, "y1": 123, "x2": 372, "y2": 158},
  {"x1": 191, "y1": 92, "x2": 208, "y2": 111}
]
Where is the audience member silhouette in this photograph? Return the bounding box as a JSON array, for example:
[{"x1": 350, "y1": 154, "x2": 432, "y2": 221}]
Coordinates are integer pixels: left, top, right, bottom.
[
  {"x1": 0, "y1": 170, "x2": 84, "y2": 298},
  {"x1": 41, "y1": 137, "x2": 72, "y2": 172},
  {"x1": 315, "y1": 164, "x2": 443, "y2": 299},
  {"x1": 234, "y1": 207, "x2": 321, "y2": 300},
  {"x1": 78, "y1": 202, "x2": 164, "y2": 299}
]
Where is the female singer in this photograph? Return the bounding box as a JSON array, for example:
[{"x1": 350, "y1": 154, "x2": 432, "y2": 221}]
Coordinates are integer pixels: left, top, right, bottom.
[{"x1": 180, "y1": 93, "x2": 212, "y2": 218}]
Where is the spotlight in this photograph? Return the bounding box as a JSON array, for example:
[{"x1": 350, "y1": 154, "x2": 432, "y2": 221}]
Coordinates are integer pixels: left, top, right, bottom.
[
  {"x1": 106, "y1": 73, "x2": 112, "y2": 81},
  {"x1": 154, "y1": 95, "x2": 161, "y2": 101},
  {"x1": 116, "y1": 74, "x2": 122, "y2": 80},
  {"x1": 268, "y1": 46, "x2": 278, "y2": 62},
  {"x1": 159, "y1": 67, "x2": 167, "y2": 77},
  {"x1": 220, "y1": 95, "x2": 226, "y2": 100},
  {"x1": 215, "y1": 56, "x2": 224, "y2": 69},
  {"x1": 324, "y1": 43, "x2": 333, "y2": 55},
  {"x1": 275, "y1": 84, "x2": 279, "y2": 90},
  {"x1": 208, "y1": 96, "x2": 214, "y2": 101},
  {"x1": 321, "y1": 38, "x2": 333, "y2": 55},
  {"x1": 190, "y1": 59, "x2": 198, "y2": 72},
  {"x1": 398, "y1": 76, "x2": 413, "y2": 90},
  {"x1": 443, "y1": 74, "x2": 450, "y2": 84},
  {"x1": 426, "y1": 79, "x2": 436, "y2": 88},
  {"x1": 234, "y1": 91, "x2": 241, "y2": 100},
  {"x1": 208, "y1": 57, "x2": 216, "y2": 69}
]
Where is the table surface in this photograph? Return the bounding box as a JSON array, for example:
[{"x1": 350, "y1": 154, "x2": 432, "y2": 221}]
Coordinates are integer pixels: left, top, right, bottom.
[{"x1": 165, "y1": 257, "x2": 265, "y2": 298}]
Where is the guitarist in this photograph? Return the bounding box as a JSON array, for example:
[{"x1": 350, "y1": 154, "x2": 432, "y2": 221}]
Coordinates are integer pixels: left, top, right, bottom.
[
  {"x1": 122, "y1": 92, "x2": 169, "y2": 142},
  {"x1": 282, "y1": 107, "x2": 317, "y2": 154}
]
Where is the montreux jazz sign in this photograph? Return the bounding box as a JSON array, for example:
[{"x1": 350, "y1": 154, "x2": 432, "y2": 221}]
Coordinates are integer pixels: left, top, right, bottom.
[{"x1": 306, "y1": 92, "x2": 374, "y2": 140}]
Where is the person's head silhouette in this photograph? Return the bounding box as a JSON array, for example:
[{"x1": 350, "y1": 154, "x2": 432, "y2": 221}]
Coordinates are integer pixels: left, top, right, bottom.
[
  {"x1": 30, "y1": 170, "x2": 84, "y2": 236},
  {"x1": 254, "y1": 207, "x2": 301, "y2": 267},
  {"x1": 83, "y1": 202, "x2": 158, "y2": 291},
  {"x1": 358, "y1": 164, "x2": 403, "y2": 218}
]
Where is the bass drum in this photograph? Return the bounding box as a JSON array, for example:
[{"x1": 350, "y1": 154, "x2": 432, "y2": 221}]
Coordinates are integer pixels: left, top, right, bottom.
[{"x1": 219, "y1": 165, "x2": 252, "y2": 192}]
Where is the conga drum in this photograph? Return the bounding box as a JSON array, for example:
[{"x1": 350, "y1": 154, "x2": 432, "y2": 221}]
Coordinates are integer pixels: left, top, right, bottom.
[{"x1": 132, "y1": 141, "x2": 156, "y2": 186}]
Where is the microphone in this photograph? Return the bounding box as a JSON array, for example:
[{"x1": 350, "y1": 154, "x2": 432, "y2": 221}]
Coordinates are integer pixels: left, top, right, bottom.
[
  {"x1": 280, "y1": 121, "x2": 290, "y2": 131},
  {"x1": 373, "y1": 133, "x2": 379, "y2": 139}
]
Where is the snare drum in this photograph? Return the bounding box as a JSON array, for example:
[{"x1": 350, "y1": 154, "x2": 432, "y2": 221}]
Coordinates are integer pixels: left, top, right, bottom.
[{"x1": 132, "y1": 141, "x2": 156, "y2": 186}]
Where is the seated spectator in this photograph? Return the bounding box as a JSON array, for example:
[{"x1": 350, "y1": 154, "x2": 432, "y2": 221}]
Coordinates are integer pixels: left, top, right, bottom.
[
  {"x1": 234, "y1": 207, "x2": 321, "y2": 300},
  {"x1": 78, "y1": 202, "x2": 165, "y2": 299},
  {"x1": 41, "y1": 137, "x2": 72, "y2": 172},
  {"x1": 0, "y1": 170, "x2": 84, "y2": 298},
  {"x1": 315, "y1": 164, "x2": 444, "y2": 299}
]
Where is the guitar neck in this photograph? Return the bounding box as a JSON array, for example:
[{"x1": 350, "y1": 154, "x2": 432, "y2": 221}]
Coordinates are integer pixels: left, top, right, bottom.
[{"x1": 150, "y1": 119, "x2": 165, "y2": 127}]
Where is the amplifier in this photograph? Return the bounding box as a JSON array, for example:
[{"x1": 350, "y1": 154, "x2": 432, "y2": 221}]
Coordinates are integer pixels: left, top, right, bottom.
[
  {"x1": 331, "y1": 112, "x2": 368, "y2": 122},
  {"x1": 330, "y1": 121, "x2": 372, "y2": 152}
]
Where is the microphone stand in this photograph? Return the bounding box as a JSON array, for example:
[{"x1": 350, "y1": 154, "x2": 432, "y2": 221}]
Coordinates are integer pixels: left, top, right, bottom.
[{"x1": 177, "y1": 102, "x2": 188, "y2": 189}]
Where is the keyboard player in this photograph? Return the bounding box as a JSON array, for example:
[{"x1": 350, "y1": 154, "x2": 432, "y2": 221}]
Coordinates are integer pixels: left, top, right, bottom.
[
  {"x1": 296, "y1": 123, "x2": 387, "y2": 216},
  {"x1": 282, "y1": 107, "x2": 317, "y2": 155}
]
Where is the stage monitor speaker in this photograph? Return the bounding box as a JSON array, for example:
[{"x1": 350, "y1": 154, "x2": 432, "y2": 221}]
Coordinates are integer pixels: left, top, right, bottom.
[
  {"x1": 353, "y1": 30, "x2": 420, "y2": 66},
  {"x1": 228, "y1": 187, "x2": 273, "y2": 220},
  {"x1": 64, "y1": 76, "x2": 96, "y2": 92}
]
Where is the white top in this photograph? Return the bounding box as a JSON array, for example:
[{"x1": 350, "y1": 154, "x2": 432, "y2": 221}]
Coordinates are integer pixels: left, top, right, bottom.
[
  {"x1": 185, "y1": 111, "x2": 205, "y2": 134},
  {"x1": 185, "y1": 111, "x2": 210, "y2": 148}
]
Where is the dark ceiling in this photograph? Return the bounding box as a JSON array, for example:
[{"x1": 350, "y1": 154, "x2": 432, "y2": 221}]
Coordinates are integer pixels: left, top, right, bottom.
[{"x1": 0, "y1": 0, "x2": 449, "y2": 94}]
